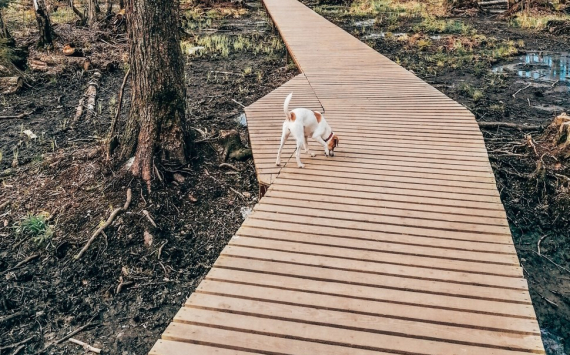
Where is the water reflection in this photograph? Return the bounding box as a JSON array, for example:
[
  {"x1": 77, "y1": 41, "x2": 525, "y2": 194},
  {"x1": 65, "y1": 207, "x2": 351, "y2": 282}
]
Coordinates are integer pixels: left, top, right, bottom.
[{"x1": 493, "y1": 52, "x2": 570, "y2": 85}]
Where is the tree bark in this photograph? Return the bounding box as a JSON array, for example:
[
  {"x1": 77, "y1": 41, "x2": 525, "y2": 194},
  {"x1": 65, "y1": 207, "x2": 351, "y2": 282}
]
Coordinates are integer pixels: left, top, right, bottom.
[
  {"x1": 69, "y1": 0, "x2": 86, "y2": 25},
  {"x1": 88, "y1": 0, "x2": 98, "y2": 26},
  {"x1": 33, "y1": 0, "x2": 54, "y2": 47},
  {"x1": 0, "y1": 76, "x2": 23, "y2": 94},
  {"x1": 119, "y1": 0, "x2": 124, "y2": 10},
  {"x1": 121, "y1": 0, "x2": 190, "y2": 186},
  {"x1": 0, "y1": 10, "x2": 15, "y2": 47}
]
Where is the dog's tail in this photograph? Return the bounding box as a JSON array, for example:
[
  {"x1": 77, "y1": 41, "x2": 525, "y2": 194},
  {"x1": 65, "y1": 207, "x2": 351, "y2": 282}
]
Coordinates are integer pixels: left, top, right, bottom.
[{"x1": 284, "y1": 93, "x2": 293, "y2": 121}]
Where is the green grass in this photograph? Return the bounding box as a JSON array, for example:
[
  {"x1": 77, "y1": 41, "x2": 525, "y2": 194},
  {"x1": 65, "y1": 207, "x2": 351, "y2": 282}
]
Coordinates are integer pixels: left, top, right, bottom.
[
  {"x1": 414, "y1": 17, "x2": 474, "y2": 34},
  {"x1": 182, "y1": 33, "x2": 284, "y2": 58},
  {"x1": 14, "y1": 213, "x2": 54, "y2": 247}
]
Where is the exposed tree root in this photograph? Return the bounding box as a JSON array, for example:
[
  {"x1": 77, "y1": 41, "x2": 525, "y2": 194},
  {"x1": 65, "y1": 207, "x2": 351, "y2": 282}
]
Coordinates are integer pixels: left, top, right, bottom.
[{"x1": 219, "y1": 130, "x2": 252, "y2": 161}]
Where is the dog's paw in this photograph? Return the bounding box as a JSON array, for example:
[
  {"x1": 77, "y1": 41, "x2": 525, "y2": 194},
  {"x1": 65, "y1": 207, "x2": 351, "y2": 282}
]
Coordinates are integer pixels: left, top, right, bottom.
[
  {"x1": 310, "y1": 152, "x2": 316, "y2": 157},
  {"x1": 275, "y1": 162, "x2": 281, "y2": 166},
  {"x1": 330, "y1": 151, "x2": 335, "y2": 157},
  {"x1": 298, "y1": 164, "x2": 305, "y2": 169}
]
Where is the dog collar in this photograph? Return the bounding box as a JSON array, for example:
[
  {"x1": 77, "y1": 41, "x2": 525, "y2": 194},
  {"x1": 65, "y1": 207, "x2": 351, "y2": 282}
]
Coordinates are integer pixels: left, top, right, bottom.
[{"x1": 324, "y1": 132, "x2": 334, "y2": 142}]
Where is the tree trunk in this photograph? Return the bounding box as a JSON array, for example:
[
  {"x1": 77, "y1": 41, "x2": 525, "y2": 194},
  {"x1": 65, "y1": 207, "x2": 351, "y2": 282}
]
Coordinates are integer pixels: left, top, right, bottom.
[
  {"x1": 105, "y1": 0, "x2": 113, "y2": 17},
  {"x1": 69, "y1": 0, "x2": 86, "y2": 25},
  {"x1": 0, "y1": 10, "x2": 15, "y2": 47},
  {"x1": 88, "y1": 0, "x2": 97, "y2": 26},
  {"x1": 33, "y1": 0, "x2": 54, "y2": 47},
  {"x1": 119, "y1": 0, "x2": 124, "y2": 10},
  {"x1": 121, "y1": 0, "x2": 190, "y2": 186}
]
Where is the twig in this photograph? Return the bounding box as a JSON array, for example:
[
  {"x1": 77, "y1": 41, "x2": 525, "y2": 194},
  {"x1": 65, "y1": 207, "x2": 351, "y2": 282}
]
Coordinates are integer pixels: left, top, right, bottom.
[
  {"x1": 551, "y1": 80, "x2": 559, "y2": 88},
  {"x1": 75, "y1": 189, "x2": 132, "y2": 260},
  {"x1": 6, "y1": 254, "x2": 40, "y2": 272},
  {"x1": 537, "y1": 235, "x2": 548, "y2": 255},
  {"x1": 512, "y1": 83, "x2": 531, "y2": 98},
  {"x1": 219, "y1": 163, "x2": 240, "y2": 171},
  {"x1": 478, "y1": 122, "x2": 543, "y2": 130},
  {"x1": 229, "y1": 187, "x2": 245, "y2": 199},
  {"x1": 142, "y1": 210, "x2": 157, "y2": 228},
  {"x1": 231, "y1": 99, "x2": 246, "y2": 108},
  {"x1": 68, "y1": 338, "x2": 101, "y2": 353},
  {"x1": 38, "y1": 317, "x2": 97, "y2": 353},
  {"x1": 158, "y1": 240, "x2": 168, "y2": 260},
  {"x1": 527, "y1": 97, "x2": 531, "y2": 107},
  {"x1": 210, "y1": 70, "x2": 241, "y2": 76},
  {"x1": 115, "y1": 276, "x2": 133, "y2": 295},
  {"x1": 0, "y1": 336, "x2": 34, "y2": 351},
  {"x1": 528, "y1": 249, "x2": 570, "y2": 274},
  {"x1": 107, "y1": 68, "x2": 130, "y2": 142},
  {"x1": 0, "y1": 110, "x2": 34, "y2": 120},
  {"x1": 0, "y1": 310, "x2": 27, "y2": 324},
  {"x1": 0, "y1": 201, "x2": 9, "y2": 210},
  {"x1": 12, "y1": 344, "x2": 26, "y2": 355},
  {"x1": 526, "y1": 134, "x2": 538, "y2": 156}
]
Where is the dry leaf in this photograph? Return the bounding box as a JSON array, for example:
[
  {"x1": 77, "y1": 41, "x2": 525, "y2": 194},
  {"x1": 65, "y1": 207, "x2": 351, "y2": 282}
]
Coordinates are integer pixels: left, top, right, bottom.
[{"x1": 144, "y1": 230, "x2": 153, "y2": 247}]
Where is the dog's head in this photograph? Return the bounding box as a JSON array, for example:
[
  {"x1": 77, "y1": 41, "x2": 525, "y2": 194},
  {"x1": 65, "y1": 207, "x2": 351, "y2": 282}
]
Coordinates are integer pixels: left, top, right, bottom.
[{"x1": 327, "y1": 134, "x2": 339, "y2": 156}]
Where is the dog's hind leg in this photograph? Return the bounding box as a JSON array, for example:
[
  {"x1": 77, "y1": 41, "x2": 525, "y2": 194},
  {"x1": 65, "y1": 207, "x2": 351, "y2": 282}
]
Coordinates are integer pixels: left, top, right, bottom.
[
  {"x1": 295, "y1": 139, "x2": 305, "y2": 168},
  {"x1": 276, "y1": 122, "x2": 290, "y2": 166}
]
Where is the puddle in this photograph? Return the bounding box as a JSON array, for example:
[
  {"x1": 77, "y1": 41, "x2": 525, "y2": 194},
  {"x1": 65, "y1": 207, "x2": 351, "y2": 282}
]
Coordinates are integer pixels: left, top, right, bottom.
[
  {"x1": 362, "y1": 32, "x2": 406, "y2": 40},
  {"x1": 492, "y1": 52, "x2": 570, "y2": 86},
  {"x1": 234, "y1": 113, "x2": 247, "y2": 127},
  {"x1": 353, "y1": 19, "x2": 376, "y2": 27},
  {"x1": 186, "y1": 46, "x2": 204, "y2": 55}
]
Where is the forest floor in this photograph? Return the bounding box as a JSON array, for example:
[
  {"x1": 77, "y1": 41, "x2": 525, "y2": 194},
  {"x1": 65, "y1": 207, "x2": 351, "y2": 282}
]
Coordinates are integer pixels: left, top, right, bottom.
[
  {"x1": 0, "y1": 2, "x2": 297, "y2": 354},
  {"x1": 302, "y1": 1, "x2": 570, "y2": 353}
]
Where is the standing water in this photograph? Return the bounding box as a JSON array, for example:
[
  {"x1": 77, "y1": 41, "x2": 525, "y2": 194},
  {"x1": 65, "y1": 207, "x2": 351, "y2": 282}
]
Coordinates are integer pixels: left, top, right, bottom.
[{"x1": 493, "y1": 52, "x2": 570, "y2": 86}]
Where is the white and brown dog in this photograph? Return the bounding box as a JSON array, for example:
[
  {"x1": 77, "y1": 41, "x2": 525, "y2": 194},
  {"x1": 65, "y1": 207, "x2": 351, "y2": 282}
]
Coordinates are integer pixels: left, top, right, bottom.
[{"x1": 276, "y1": 93, "x2": 339, "y2": 168}]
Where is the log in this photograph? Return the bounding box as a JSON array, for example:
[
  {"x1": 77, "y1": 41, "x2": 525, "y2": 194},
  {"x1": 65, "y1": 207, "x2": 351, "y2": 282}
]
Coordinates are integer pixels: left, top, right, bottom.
[
  {"x1": 219, "y1": 130, "x2": 252, "y2": 161},
  {"x1": 0, "y1": 76, "x2": 23, "y2": 94},
  {"x1": 478, "y1": 121, "x2": 543, "y2": 130}
]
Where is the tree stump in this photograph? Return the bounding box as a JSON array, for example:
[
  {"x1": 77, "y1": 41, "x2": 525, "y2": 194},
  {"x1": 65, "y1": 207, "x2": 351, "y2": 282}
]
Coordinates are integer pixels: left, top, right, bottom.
[{"x1": 219, "y1": 130, "x2": 252, "y2": 161}]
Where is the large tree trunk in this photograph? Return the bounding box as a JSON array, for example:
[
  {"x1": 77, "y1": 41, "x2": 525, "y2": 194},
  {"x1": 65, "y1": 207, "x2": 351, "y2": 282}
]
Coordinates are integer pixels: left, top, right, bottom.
[
  {"x1": 121, "y1": 0, "x2": 190, "y2": 185},
  {"x1": 33, "y1": 0, "x2": 54, "y2": 47}
]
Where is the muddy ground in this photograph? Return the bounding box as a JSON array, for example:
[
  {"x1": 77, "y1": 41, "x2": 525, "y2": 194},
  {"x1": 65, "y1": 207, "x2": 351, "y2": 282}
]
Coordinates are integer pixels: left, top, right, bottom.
[
  {"x1": 303, "y1": 1, "x2": 570, "y2": 352},
  {"x1": 0, "y1": 2, "x2": 296, "y2": 354}
]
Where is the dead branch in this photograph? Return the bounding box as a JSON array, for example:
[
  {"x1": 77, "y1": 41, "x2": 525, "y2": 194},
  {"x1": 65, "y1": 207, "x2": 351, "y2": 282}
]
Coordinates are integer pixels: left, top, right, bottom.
[
  {"x1": 116, "y1": 276, "x2": 134, "y2": 295},
  {"x1": 537, "y1": 235, "x2": 548, "y2": 255},
  {"x1": 157, "y1": 240, "x2": 168, "y2": 260},
  {"x1": 72, "y1": 71, "x2": 101, "y2": 126},
  {"x1": 229, "y1": 187, "x2": 245, "y2": 199},
  {"x1": 6, "y1": 254, "x2": 40, "y2": 272},
  {"x1": 0, "y1": 110, "x2": 33, "y2": 120},
  {"x1": 107, "y1": 68, "x2": 130, "y2": 159},
  {"x1": 74, "y1": 188, "x2": 132, "y2": 260},
  {"x1": 0, "y1": 201, "x2": 10, "y2": 210},
  {"x1": 142, "y1": 209, "x2": 157, "y2": 228},
  {"x1": 0, "y1": 336, "x2": 35, "y2": 352},
  {"x1": 525, "y1": 134, "x2": 538, "y2": 155},
  {"x1": 512, "y1": 83, "x2": 531, "y2": 98},
  {"x1": 478, "y1": 121, "x2": 543, "y2": 130},
  {"x1": 38, "y1": 317, "x2": 98, "y2": 354},
  {"x1": 219, "y1": 163, "x2": 241, "y2": 171},
  {"x1": 68, "y1": 338, "x2": 101, "y2": 354},
  {"x1": 0, "y1": 310, "x2": 28, "y2": 324}
]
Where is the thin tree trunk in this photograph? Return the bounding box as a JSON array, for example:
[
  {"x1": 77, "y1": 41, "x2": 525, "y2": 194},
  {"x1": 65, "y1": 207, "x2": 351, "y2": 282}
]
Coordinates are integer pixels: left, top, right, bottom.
[
  {"x1": 105, "y1": 0, "x2": 113, "y2": 17},
  {"x1": 119, "y1": 0, "x2": 124, "y2": 10},
  {"x1": 121, "y1": 0, "x2": 190, "y2": 186},
  {"x1": 33, "y1": 0, "x2": 54, "y2": 47},
  {"x1": 0, "y1": 10, "x2": 15, "y2": 47},
  {"x1": 88, "y1": 0, "x2": 97, "y2": 26},
  {"x1": 69, "y1": 0, "x2": 86, "y2": 25}
]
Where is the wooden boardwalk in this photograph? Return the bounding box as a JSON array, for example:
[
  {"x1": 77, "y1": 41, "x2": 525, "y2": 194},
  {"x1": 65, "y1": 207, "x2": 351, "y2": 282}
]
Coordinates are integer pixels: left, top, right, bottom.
[{"x1": 149, "y1": 0, "x2": 545, "y2": 354}]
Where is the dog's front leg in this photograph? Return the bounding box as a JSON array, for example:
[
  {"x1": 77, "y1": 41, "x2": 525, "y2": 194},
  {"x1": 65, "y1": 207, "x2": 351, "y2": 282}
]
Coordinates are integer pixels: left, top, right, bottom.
[
  {"x1": 276, "y1": 123, "x2": 290, "y2": 166},
  {"x1": 313, "y1": 136, "x2": 330, "y2": 157},
  {"x1": 303, "y1": 136, "x2": 316, "y2": 157}
]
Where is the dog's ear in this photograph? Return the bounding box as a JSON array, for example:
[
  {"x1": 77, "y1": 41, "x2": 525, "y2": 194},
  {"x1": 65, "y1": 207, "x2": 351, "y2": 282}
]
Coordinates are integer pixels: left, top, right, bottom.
[
  {"x1": 313, "y1": 111, "x2": 322, "y2": 123},
  {"x1": 334, "y1": 135, "x2": 339, "y2": 147}
]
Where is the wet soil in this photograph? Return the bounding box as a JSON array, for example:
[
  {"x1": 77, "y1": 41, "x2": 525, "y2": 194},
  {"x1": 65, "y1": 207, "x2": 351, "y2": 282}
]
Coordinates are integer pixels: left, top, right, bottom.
[
  {"x1": 302, "y1": 2, "x2": 570, "y2": 352},
  {"x1": 0, "y1": 2, "x2": 296, "y2": 354}
]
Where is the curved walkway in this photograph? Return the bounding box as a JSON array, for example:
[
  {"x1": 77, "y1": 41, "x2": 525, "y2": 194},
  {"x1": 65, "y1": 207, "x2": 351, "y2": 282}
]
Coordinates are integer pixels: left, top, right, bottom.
[{"x1": 149, "y1": 0, "x2": 545, "y2": 354}]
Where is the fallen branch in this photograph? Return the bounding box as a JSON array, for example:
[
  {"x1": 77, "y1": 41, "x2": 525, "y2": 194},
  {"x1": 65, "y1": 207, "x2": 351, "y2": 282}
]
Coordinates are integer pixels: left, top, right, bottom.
[
  {"x1": 0, "y1": 335, "x2": 35, "y2": 351},
  {"x1": 229, "y1": 187, "x2": 245, "y2": 199},
  {"x1": 0, "y1": 310, "x2": 27, "y2": 325},
  {"x1": 107, "y1": 68, "x2": 130, "y2": 158},
  {"x1": 478, "y1": 121, "x2": 543, "y2": 131},
  {"x1": 537, "y1": 235, "x2": 548, "y2": 255},
  {"x1": 38, "y1": 318, "x2": 97, "y2": 354},
  {"x1": 231, "y1": 99, "x2": 246, "y2": 108},
  {"x1": 68, "y1": 338, "x2": 101, "y2": 353},
  {"x1": 72, "y1": 71, "x2": 102, "y2": 126},
  {"x1": 6, "y1": 253, "x2": 40, "y2": 272},
  {"x1": 75, "y1": 188, "x2": 132, "y2": 260},
  {"x1": 512, "y1": 83, "x2": 531, "y2": 98},
  {"x1": 219, "y1": 163, "x2": 240, "y2": 171},
  {"x1": 116, "y1": 276, "x2": 134, "y2": 295},
  {"x1": 142, "y1": 209, "x2": 157, "y2": 228},
  {"x1": 0, "y1": 110, "x2": 33, "y2": 120}
]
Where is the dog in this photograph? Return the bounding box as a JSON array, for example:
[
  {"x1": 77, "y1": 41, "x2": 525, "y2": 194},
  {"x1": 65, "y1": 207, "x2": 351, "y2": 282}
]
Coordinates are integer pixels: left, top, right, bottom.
[{"x1": 276, "y1": 93, "x2": 339, "y2": 168}]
